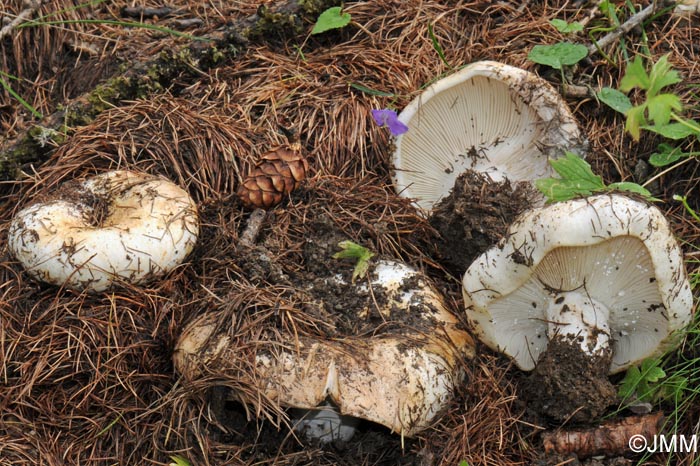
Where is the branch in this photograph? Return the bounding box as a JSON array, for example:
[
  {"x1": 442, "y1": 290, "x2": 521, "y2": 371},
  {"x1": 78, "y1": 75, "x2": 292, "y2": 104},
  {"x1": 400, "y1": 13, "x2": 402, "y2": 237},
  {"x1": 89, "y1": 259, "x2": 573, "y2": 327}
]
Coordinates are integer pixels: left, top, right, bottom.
[{"x1": 587, "y1": 2, "x2": 658, "y2": 56}]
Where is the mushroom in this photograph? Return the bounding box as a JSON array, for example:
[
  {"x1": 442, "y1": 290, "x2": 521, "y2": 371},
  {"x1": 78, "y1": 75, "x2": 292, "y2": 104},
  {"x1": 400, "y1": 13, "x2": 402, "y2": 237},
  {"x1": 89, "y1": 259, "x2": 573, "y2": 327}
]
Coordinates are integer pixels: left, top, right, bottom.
[
  {"x1": 674, "y1": 0, "x2": 700, "y2": 16},
  {"x1": 392, "y1": 60, "x2": 588, "y2": 213},
  {"x1": 462, "y1": 194, "x2": 693, "y2": 420},
  {"x1": 8, "y1": 170, "x2": 199, "y2": 292},
  {"x1": 463, "y1": 193, "x2": 693, "y2": 372},
  {"x1": 174, "y1": 259, "x2": 474, "y2": 440}
]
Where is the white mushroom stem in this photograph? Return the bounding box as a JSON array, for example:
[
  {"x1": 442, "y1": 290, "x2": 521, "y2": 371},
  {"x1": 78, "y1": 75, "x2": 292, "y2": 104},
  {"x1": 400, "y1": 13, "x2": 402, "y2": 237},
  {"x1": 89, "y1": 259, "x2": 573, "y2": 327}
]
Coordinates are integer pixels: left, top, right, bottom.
[{"x1": 545, "y1": 291, "x2": 611, "y2": 357}]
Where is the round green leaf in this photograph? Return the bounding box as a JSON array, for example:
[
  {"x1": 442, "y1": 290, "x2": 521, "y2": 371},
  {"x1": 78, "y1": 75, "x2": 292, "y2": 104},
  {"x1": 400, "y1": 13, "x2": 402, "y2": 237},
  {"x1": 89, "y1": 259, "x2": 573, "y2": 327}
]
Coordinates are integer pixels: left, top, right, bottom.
[
  {"x1": 528, "y1": 42, "x2": 588, "y2": 70},
  {"x1": 311, "y1": 6, "x2": 351, "y2": 35},
  {"x1": 597, "y1": 87, "x2": 632, "y2": 114}
]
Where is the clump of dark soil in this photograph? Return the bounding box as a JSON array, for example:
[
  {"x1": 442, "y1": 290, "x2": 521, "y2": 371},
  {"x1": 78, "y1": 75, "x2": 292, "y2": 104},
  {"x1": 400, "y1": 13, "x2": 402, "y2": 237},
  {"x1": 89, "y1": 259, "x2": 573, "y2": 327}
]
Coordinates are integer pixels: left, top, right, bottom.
[
  {"x1": 237, "y1": 206, "x2": 438, "y2": 338},
  {"x1": 429, "y1": 169, "x2": 537, "y2": 276},
  {"x1": 521, "y1": 336, "x2": 618, "y2": 423}
]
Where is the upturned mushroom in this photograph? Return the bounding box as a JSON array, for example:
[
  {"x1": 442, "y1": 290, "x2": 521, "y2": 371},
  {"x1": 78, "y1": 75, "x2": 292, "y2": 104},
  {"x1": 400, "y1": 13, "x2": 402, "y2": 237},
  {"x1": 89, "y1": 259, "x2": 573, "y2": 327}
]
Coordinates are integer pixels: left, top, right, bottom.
[
  {"x1": 174, "y1": 259, "x2": 474, "y2": 440},
  {"x1": 8, "y1": 170, "x2": 199, "y2": 292},
  {"x1": 462, "y1": 194, "x2": 693, "y2": 420},
  {"x1": 391, "y1": 60, "x2": 588, "y2": 213}
]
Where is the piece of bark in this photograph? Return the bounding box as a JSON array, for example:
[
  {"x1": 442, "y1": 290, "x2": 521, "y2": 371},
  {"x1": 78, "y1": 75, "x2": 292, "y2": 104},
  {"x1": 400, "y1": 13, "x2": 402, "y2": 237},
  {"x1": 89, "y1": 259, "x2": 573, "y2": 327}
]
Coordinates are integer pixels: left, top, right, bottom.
[{"x1": 542, "y1": 412, "x2": 665, "y2": 459}]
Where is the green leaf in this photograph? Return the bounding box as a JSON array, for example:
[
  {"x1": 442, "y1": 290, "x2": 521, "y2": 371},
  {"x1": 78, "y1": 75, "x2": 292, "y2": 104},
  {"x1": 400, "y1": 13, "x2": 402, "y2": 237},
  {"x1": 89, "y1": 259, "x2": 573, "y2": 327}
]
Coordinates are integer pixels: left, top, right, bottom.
[
  {"x1": 643, "y1": 122, "x2": 697, "y2": 140},
  {"x1": 618, "y1": 366, "x2": 642, "y2": 400},
  {"x1": 648, "y1": 54, "x2": 682, "y2": 97},
  {"x1": 619, "y1": 55, "x2": 650, "y2": 92},
  {"x1": 624, "y1": 104, "x2": 647, "y2": 141},
  {"x1": 549, "y1": 153, "x2": 605, "y2": 188},
  {"x1": 598, "y1": 87, "x2": 633, "y2": 114},
  {"x1": 641, "y1": 359, "x2": 666, "y2": 382},
  {"x1": 646, "y1": 93, "x2": 682, "y2": 126},
  {"x1": 649, "y1": 143, "x2": 684, "y2": 167},
  {"x1": 333, "y1": 240, "x2": 375, "y2": 282},
  {"x1": 170, "y1": 456, "x2": 193, "y2": 466},
  {"x1": 311, "y1": 6, "x2": 351, "y2": 35},
  {"x1": 550, "y1": 19, "x2": 584, "y2": 34},
  {"x1": 0, "y1": 75, "x2": 43, "y2": 119},
  {"x1": 428, "y1": 22, "x2": 451, "y2": 68},
  {"x1": 535, "y1": 152, "x2": 605, "y2": 201},
  {"x1": 349, "y1": 82, "x2": 395, "y2": 97},
  {"x1": 607, "y1": 182, "x2": 653, "y2": 198},
  {"x1": 527, "y1": 42, "x2": 588, "y2": 70}
]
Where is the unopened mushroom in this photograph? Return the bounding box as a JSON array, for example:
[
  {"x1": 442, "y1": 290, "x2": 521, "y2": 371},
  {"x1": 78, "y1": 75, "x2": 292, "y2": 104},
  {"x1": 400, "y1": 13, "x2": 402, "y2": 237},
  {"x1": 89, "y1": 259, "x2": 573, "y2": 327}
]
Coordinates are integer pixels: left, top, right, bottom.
[
  {"x1": 174, "y1": 259, "x2": 474, "y2": 439},
  {"x1": 462, "y1": 194, "x2": 693, "y2": 419},
  {"x1": 8, "y1": 170, "x2": 199, "y2": 292},
  {"x1": 392, "y1": 60, "x2": 588, "y2": 213}
]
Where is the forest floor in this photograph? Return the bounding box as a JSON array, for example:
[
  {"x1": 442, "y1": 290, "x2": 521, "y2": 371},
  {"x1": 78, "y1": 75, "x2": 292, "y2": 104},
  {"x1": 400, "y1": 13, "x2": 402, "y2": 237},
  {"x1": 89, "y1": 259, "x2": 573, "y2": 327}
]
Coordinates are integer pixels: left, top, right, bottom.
[{"x1": 0, "y1": 1, "x2": 698, "y2": 465}]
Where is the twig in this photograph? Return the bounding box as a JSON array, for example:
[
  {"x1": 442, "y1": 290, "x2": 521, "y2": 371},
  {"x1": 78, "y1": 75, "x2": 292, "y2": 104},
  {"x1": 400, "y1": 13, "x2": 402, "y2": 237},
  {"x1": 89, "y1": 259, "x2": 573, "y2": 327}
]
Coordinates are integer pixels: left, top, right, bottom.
[
  {"x1": 587, "y1": 2, "x2": 657, "y2": 56},
  {"x1": 0, "y1": 0, "x2": 42, "y2": 41},
  {"x1": 240, "y1": 208, "x2": 267, "y2": 246},
  {"x1": 120, "y1": 6, "x2": 176, "y2": 19}
]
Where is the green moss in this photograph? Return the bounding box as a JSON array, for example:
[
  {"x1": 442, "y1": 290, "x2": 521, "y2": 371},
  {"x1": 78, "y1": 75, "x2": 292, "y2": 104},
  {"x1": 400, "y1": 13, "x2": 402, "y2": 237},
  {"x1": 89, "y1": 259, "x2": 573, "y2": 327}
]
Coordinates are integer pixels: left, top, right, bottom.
[
  {"x1": 0, "y1": 125, "x2": 66, "y2": 180},
  {"x1": 246, "y1": 5, "x2": 305, "y2": 40},
  {"x1": 298, "y1": 0, "x2": 342, "y2": 15}
]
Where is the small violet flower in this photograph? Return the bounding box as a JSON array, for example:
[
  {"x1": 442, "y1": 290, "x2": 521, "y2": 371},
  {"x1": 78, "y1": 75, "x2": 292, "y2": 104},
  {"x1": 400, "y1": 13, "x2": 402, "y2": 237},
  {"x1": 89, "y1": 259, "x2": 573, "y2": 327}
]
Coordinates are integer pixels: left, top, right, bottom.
[{"x1": 371, "y1": 109, "x2": 409, "y2": 136}]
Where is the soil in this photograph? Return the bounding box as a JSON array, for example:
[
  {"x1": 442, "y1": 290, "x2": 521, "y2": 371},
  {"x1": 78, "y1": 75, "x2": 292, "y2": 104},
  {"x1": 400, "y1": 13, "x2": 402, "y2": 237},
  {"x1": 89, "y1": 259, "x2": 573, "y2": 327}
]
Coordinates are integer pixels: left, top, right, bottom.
[
  {"x1": 241, "y1": 207, "x2": 441, "y2": 338},
  {"x1": 429, "y1": 170, "x2": 536, "y2": 276},
  {"x1": 521, "y1": 335, "x2": 618, "y2": 424}
]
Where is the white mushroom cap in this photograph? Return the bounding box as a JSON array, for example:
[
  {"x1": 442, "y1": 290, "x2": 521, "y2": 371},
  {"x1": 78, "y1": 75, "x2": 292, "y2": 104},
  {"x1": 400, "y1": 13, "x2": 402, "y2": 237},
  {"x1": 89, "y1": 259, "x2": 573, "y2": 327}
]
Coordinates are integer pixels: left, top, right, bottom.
[
  {"x1": 463, "y1": 194, "x2": 693, "y2": 374},
  {"x1": 8, "y1": 170, "x2": 199, "y2": 292},
  {"x1": 674, "y1": 0, "x2": 700, "y2": 16},
  {"x1": 392, "y1": 60, "x2": 587, "y2": 213},
  {"x1": 174, "y1": 259, "x2": 474, "y2": 437}
]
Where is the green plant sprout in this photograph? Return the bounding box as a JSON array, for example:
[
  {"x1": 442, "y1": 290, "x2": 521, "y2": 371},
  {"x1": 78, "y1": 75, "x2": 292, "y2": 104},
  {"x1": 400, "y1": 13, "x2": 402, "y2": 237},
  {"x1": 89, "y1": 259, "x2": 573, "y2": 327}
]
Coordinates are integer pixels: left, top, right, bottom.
[
  {"x1": 550, "y1": 18, "x2": 584, "y2": 34},
  {"x1": 535, "y1": 152, "x2": 653, "y2": 202},
  {"x1": 428, "y1": 22, "x2": 451, "y2": 68},
  {"x1": 674, "y1": 195, "x2": 700, "y2": 223},
  {"x1": 527, "y1": 18, "x2": 587, "y2": 85},
  {"x1": 169, "y1": 455, "x2": 193, "y2": 466},
  {"x1": 311, "y1": 6, "x2": 351, "y2": 35},
  {"x1": 597, "y1": 54, "x2": 699, "y2": 141},
  {"x1": 0, "y1": 70, "x2": 42, "y2": 118},
  {"x1": 618, "y1": 358, "x2": 669, "y2": 403},
  {"x1": 333, "y1": 240, "x2": 374, "y2": 282}
]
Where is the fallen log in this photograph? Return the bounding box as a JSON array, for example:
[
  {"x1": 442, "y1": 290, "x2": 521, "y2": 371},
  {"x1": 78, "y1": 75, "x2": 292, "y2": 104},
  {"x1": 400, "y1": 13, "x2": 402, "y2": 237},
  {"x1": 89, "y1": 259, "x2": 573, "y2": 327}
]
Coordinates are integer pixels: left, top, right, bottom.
[{"x1": 0, "y1": 0, "x2": 341, "y2": 181}]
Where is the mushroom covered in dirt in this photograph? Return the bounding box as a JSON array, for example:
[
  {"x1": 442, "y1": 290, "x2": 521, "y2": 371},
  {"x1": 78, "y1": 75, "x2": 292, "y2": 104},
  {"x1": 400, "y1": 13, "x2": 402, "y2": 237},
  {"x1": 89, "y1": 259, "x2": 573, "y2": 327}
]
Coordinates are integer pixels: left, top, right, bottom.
[
  {"x1": 174, "y1": 259, "x2": 474, "y2": 440},
  {"x1": 8, "y1": 170, "x2": 199, "y2": 292},
  {"x1": 462, "y1": 194, "x2": 693, "y2": 421},
  {"x1": 391, "y1": 60, "x2": 588, "y2": 213}
]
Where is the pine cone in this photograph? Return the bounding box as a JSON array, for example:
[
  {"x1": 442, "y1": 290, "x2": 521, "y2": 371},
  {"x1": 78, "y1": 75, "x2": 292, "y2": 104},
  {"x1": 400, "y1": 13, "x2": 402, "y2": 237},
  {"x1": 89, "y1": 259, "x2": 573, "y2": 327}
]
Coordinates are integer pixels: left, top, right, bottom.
[{"x1": 237, "y1": 144, "x2": 309, "y2": 209}]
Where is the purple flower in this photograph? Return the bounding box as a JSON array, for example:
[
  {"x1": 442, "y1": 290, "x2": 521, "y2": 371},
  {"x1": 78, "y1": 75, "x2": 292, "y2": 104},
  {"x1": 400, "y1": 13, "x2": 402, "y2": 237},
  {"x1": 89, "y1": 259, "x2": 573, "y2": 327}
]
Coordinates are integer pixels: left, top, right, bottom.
[{"x1": 371, "y1": 109, "x2": 409, "y2": 136}]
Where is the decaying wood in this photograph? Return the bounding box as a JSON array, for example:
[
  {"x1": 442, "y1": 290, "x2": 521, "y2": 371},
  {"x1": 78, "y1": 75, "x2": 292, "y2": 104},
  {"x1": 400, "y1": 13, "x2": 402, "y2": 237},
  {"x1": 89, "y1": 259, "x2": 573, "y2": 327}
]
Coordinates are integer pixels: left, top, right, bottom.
[
  {"x1": 542, "y1": 412, "x2": 665, "y2": 459},
  {"x1": 0, "y1": 0, "x2": 340, "y2": 181},
  {"x1": 240, "y1": 209, "x2": 268, "y2": 247}
]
